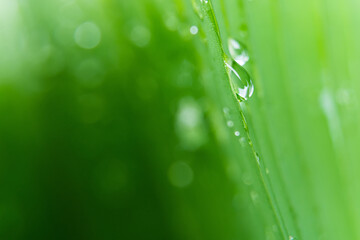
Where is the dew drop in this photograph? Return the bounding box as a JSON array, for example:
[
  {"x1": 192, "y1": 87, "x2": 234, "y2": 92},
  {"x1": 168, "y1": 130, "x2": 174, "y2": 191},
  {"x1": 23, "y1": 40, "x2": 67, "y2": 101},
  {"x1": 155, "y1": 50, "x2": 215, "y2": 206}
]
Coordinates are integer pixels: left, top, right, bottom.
[
  {"x1": 228, "y1": 38, "x2": 249, "y2": 66},
  {"x1": 223, "y1": 107, "x2": 230, "y2": 115},
  {"x1": 234, "y1": 131, "x2": 240, "y2": 136},
  {"x1": 225, "y1": 60, "x2": 254, "y2": 102},
  {"x1": 289, "y1": 236, "x2": 296, "y2": 240},
  {"x1": 190, "y1": 25, "x2": 199, "y2": 35},
  {"x1": 192, "y1": 0, "x2": 204, "y2": 19},
  {"x1": 255, "y1": 153, "x2": 261, "y2": 166},
  {"x1": 239, "y1": 137, "x2": 246, "y2": 146},
  {"x1": 227, "y1": 120, "x2": 234, "y2": 127}
]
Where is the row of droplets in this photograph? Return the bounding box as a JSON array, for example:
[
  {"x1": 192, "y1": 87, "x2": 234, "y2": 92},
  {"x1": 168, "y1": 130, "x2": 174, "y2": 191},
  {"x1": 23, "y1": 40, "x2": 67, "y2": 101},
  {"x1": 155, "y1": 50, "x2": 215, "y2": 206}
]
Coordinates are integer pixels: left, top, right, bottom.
[
  {"x1": 192, "y1": 0, "x2": 254, "y2": 102},
  {"x1": 191, "y1": 2, "x2": 297, "y2": 239}
]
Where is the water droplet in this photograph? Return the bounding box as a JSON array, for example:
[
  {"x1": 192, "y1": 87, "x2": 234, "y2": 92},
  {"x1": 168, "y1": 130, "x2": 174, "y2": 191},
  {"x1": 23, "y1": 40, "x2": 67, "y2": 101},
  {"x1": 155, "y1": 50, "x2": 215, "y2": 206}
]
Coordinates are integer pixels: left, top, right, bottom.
[
  {"x1": 234, "y1": 131, "x2": 240, "y2": 136},
  {"x1": 192, "y1": 0, "x2": 204, "y2": 19},
  {"x1": 168, "y1": 161, "x2": 194, "y2": 188},
  {"x1": 74, "y1": 22, "x2": 101, "y2": 49},
  {"x1": 255, "y1": 152, "x2": 261, "y2": 166},
  {"x1": 227, "y1": 120, "x2": 234, "y2": 127},
  {"x1": 228, "y1": 38, "x2": 249, "y2": 66},
  {"x1": 223, "y1": 107, "x2": 230, "y2": 115},
  {"x1": 190, "y1": 25, "x2": 199, "y2": 35},
  {"x1": 225, "y1": 60, "x2": 254, "y2": 102},
  {"x1": 239, "y1": 137, "x2": 246, "y2": 146},
  {"x1": 289, "y1": 236, "x2": 295, "y2": 240}
]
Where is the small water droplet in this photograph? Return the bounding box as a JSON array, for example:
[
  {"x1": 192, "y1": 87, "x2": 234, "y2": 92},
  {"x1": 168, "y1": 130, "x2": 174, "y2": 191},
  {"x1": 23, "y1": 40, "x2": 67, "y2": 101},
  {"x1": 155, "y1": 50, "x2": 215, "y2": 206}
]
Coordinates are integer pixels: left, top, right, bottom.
[
  {"x1": 223, "y1": 107, "x2": 230, "y2": 115},
  {"x1": 255, "y1": 152, "x2": 260, "y2": 166},
  {"x1": 192, "y1": 0, "x2": 204, "y2": 19},
  {"x1": 227, "y1": 120, "x2": 234, "y2": 127},
  {"x1": 228, "y1": 38, "x2": 249, "y2": 66},
  {"x1": 234, "y1": 131, "x2": 240, "y2": 136},
  {"x1": 289, "y1": 236, "x2": 295, "y2": 240},
  {"x1": 239, "y1": 137, "x2": 246, "y2": 146},
  {"x1": 225, "y1": 60, "x2": 254, "y2": 102},
  {"x1": 190, "y1": 25, "x2": 199, "y2": 35}
]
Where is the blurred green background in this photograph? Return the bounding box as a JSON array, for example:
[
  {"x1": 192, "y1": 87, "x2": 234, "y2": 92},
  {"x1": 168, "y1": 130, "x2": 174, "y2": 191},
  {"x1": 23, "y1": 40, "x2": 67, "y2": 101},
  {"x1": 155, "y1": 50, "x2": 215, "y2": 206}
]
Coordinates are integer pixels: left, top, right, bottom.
[{"x1": 1, "y1": 0, "x2": 360, "y2": 239}]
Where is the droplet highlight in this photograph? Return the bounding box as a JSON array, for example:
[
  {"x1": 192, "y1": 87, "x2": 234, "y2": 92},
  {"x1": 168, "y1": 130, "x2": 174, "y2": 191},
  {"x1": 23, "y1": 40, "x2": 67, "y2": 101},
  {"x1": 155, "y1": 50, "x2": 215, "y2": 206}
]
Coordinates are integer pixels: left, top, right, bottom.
[
  {"x1": 228, "y1": 38, "x2": 249, "y2": 66},
  {"x1": 225, "y1": 60, "x2": 254, "y2": 102},
  {"x1": 227, "y1": 120, "x2": 234, "y2": 127},
  {"x1": 190, "y1": 25, "x2": 199, "y2": 35}
]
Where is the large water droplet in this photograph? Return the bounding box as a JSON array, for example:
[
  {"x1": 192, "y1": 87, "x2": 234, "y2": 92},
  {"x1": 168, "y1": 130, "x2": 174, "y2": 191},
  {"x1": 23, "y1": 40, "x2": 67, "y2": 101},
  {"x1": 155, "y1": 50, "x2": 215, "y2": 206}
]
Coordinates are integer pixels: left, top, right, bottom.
[
  {"x1": 228, "y1": 38, "x2": 249, "y2": 66},
  {"x1": 225, "y1": 60, "x2": 254, "y2": 102}
]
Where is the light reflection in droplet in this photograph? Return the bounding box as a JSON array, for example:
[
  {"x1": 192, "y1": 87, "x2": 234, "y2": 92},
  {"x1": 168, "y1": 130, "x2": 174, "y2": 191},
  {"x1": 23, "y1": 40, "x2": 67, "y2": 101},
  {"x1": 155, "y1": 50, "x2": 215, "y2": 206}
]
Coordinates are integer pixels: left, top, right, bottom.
[{"x1": 190, "y1": 25, "x2": 198, "y2": 35}]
